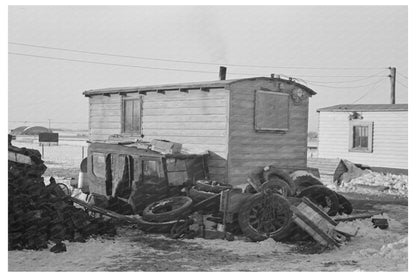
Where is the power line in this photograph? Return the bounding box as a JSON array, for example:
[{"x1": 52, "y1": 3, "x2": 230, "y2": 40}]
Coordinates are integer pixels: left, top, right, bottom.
[
  {"x1": 396, "y1": 71, "x2": 408, "y2": 79},
  {"x1": 290, "y1": 74, "x2": 387, "y2": 78},
  {"x1": 305, "y1": 78, "x2": 386, "y2": 89},
  {"x1": 396, "y1": 79, "x2": 408, "y2": 88},
  {"x1": 10, "y1": 52, "x2": 387, "y2": 79},
  {"x1": 9, "y1": 41, "x2": 387, "y2": 71},
  {"x1": 351, "y1": 79, "x2": 385, "y2": 104},
  {"x1": 302, "y1": 71, "x2": 387, "y2": 84},
  {"x1": 9, "y1": 51, "x2": 255, "y2": 76}
]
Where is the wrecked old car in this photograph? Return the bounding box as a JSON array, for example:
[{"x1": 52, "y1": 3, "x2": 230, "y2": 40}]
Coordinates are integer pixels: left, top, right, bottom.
[{"x1": 79, "y1": 142, "x2": 208, "y2": 214}]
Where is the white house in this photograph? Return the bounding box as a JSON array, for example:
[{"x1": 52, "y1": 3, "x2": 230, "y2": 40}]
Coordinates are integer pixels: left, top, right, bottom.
[{"x1": 317, "y1": 104, "x2": 408, "y2": 171}]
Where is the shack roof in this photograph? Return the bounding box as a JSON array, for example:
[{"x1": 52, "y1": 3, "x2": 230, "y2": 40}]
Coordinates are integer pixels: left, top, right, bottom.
[
  {"x1": 317, "y1": 104, "x2": 408, "y2": 112},
  {"x1": 83, "y1": 77, "x2": 317, "y2": 97}
]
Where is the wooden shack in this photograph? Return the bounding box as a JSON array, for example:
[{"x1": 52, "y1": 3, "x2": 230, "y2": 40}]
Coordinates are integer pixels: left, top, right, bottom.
[{"x1": 83, "y1": 77, "x2": 316, "y2": 186}]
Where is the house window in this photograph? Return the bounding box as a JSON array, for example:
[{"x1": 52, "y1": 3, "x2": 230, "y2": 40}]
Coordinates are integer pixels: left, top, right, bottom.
[
  {"x1": 254, "y1": 90, "x2": 289, "y2": 132},
  {"x1": 349, "y1": 121, "x2": 373, "y2": 152},
  {"x1": 122, "y1": 98, "x2": 142, "y2": 133}
]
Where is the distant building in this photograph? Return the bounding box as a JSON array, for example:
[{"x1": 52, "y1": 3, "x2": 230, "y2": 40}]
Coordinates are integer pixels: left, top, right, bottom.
[
  {"x1": 10, "y1": 126, "x2": 50, "y2": 136},
  {"x1": 317, "y1": 104, "x2": 408, "y2": 171}
]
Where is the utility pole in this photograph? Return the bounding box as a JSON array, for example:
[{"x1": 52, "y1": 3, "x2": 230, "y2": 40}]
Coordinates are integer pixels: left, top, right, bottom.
[{"x1": 389, "y1": 67, "x2": 396, "y2": 104}]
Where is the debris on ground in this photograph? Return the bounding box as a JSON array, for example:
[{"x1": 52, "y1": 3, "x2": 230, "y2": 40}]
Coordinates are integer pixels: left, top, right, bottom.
[
  {"x1": 8, "y1": 138, "x2": 116, "y2": 251},
  {"x1": 8, "y1": 135, "x2": 399, "y2": 257}
]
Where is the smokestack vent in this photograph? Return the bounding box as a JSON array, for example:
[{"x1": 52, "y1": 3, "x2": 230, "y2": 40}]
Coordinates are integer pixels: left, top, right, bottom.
[{"x1": 219, "y1": 66, "x2": 227, "y2": 80}]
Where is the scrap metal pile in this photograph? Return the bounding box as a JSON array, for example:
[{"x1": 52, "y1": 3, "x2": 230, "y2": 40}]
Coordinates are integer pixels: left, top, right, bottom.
[
  {"x1": 9, "y1": 136, "x2": 386, "y2": 252},
  {"x1": 8, "y1": 137, "x2": 116, "y2": 252},
  {"x1": 131, "y1": 166, "x2": 360, "y2": 247}
]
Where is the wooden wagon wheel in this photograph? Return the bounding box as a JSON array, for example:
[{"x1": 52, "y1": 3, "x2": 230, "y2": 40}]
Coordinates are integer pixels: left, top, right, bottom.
[{"x1": 238, "y1": 193, "x2": 293, "y2": 242}]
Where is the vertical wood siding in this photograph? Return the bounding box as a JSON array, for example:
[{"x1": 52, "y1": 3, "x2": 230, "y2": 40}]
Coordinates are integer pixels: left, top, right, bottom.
[
  {"x1": 318, "y1": 111, "x2": 408, "y2": 169},
  {"x1": 228, "y1": 80, "x2": 309, "y2": 186},
  {"x1": 88, "y1": 89, "x2": 229, "y2": 182}
]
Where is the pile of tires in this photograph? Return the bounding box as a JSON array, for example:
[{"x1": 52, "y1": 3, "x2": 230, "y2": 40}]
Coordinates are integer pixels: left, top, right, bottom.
[
  {"x1": 290, "y1": 170, "x2": 353, "y2": 215},
  {"x1": 247, "y1": 166, "x2": 296, "y2": 197}
]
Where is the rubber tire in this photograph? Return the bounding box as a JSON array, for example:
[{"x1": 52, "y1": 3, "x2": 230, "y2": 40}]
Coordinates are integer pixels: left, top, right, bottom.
[
  {"x1": 336, "y1": 193, "x2": 353, "y2": 215},
  {"x1": 57, "y1": 183, "x2": 71, "y2": 196},
  {"x1": 298, "y1": 185, "x2": 340, "y2": 216},
  {"x1": 238, "y1": 193, "x2": 293, "y2": 242},
  {"x1": 195, "y1": 180, "x2": 232, "y2": 193},
  {"x1": 259, "y1": 179, "x2": 294, "y2": 197},
  {"x1": 188, "y1": 187, "x2": 218, "y2": 202},
  {"x1": 143, "y1": 196, "x2": 193, "y2": 223},
  {"x1": 263, "y1": 167, "x2": 296, "y2": 192},
  {"x1": 293, "y1": 175, "x2": 324, "y2": 194}
]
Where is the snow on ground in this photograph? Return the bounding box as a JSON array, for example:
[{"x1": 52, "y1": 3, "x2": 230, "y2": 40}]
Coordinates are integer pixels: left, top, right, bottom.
[
  {"x1": 8, "y1": 139, "x2": 408, "y2": 271},
  {"x1": 9, "y1": 209, "x2": 408, "y2": 271},
  {"x1": 12, "y1": 140, "x2": 86, "y2": 170},
  {"x1": 340, "y1": 170, "x2": 407, "y2": 195},
  {"x1": 328, "y1": 171, "x2": 407, "y2": 196}
]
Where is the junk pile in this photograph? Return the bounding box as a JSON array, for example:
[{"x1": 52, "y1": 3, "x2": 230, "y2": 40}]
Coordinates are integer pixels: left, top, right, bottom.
[
  {"x1": 135, "y1": 165, "x2": 390, "y2": 249},
  {"x1": 333, "y1": 159, "x2": 408, "y2": 196},
  {"x1": 128, "y1": 166, "x2": 362, "y2": 248},
  {"x1": 8, "y1": 137, "x2": 116, "y2": 252}
]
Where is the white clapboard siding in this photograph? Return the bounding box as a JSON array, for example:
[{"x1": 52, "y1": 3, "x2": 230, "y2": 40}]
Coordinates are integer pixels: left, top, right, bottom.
[{"x1": 318, "y1": 111, "x2": 408, "y2": 169}]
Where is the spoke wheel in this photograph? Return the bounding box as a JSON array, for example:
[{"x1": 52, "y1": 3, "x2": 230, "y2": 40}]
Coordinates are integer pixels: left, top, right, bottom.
[{"x1": 238, "y1": 193, "x2": 293, "y2": 241}]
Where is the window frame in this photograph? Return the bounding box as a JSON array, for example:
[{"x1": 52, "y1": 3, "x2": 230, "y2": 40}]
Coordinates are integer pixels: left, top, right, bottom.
[
  {"x1": 349, "y1": 120, "x2": 374, "y2": 153},
  {"x1": 121, "y1": 96, "x2": 142, "y2": 135},
  {"x1": 91, "y1": 152, "x2": 107, "y2": 179},
  {"x1": 254, "y1": 90, "x2": 290, "y2": 132}
]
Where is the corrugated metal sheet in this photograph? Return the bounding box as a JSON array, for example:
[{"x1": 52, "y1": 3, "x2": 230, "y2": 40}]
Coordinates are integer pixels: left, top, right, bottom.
[{"x1": 318, "y1": 111, "x2": 408, "y2": 169}]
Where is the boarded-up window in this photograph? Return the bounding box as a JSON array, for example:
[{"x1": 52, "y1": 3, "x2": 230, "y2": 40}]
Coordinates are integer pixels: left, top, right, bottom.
[
  {"x1": 255, "y1": 90, "x2": 289, "y2": 131},
  {"x1": 349, "y1": 121, "x2": 373, "y2": 152},
  {"x1": 123, "y1": 98, "x2": 141, "y2": 133}
]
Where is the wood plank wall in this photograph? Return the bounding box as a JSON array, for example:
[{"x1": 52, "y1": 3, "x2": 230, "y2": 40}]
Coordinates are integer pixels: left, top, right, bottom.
[
  {"x1": 227, "y1": 79, "x2": 309, "y2": 186},
  {"x1": 88, "y1": 88, "x2": 229, "y2": 182}
]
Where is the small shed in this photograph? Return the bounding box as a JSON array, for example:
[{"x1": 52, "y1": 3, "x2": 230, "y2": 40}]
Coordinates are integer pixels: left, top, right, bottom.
[
  {"x1": 83, "y1": 77, "x2": 316, "y2": 185},
  {"x1": 317, "y1": 104, "x2": 408, "y2": 171}
]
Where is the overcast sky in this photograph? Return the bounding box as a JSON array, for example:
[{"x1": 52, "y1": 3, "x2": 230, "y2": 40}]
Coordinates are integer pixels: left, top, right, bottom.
[{"x1": 8, "y1": 5, "x2": 408, "y2": 131}]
